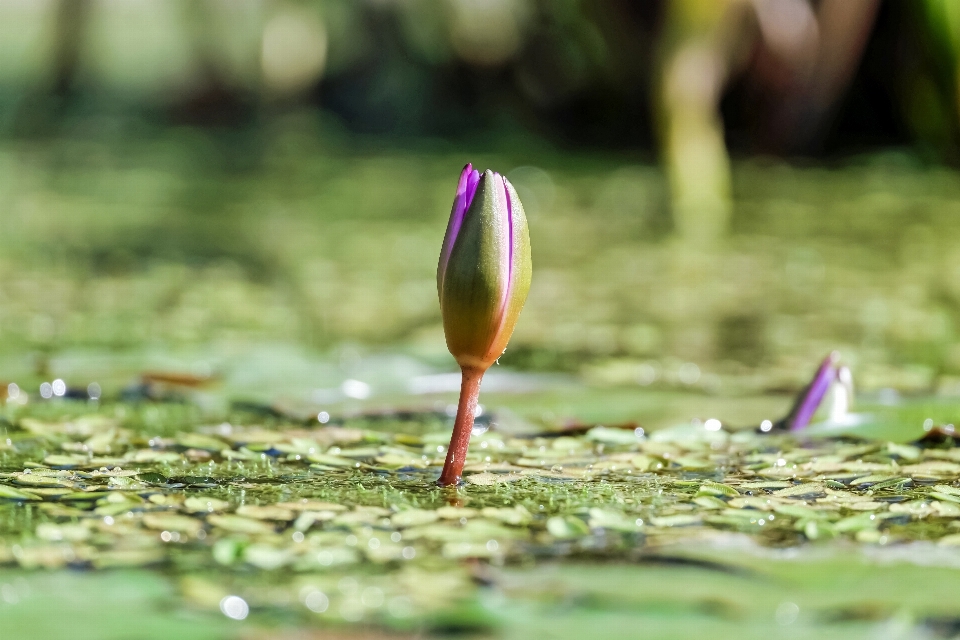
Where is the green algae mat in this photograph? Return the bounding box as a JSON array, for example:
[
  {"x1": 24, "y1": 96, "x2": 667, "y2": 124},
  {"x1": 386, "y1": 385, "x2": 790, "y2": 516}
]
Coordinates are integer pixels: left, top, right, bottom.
[{"x1": 4, "y1": 394, "x2": 960, "y2": 639}]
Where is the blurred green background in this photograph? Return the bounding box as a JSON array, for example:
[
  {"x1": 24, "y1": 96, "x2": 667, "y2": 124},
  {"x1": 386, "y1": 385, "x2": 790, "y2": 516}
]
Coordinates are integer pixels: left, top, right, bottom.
[{"x1": 4, "y1": 0, "x2": 960, "y2": 411}]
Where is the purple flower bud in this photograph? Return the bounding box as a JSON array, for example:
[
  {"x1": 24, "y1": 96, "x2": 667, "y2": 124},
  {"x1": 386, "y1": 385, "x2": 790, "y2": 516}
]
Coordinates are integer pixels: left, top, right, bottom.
[
  {"x1": 787, "y1": 351, "x2": 840, "y2": 431},
  {"x1": 437, "y1": 165, "x2": 532, "y2": 371}
]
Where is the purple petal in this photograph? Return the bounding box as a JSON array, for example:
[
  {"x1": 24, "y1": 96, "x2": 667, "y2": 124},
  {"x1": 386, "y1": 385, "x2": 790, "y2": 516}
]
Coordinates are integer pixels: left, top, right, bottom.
[
  {"x1": 465, "y1": 169, "x2": 480, "y2": 212},
  {"x1": 789, "y1": 352, "x2": 839, "y2": 431},
  {"x1": 439, "y1": 164, "x2": 477, "y2": 288},
  {"x1": 493, "y1": 172, "x2": 511, "y2": 297},
  {"x1": 453, "y1": 163, "x2": 473, "y2": 225}
]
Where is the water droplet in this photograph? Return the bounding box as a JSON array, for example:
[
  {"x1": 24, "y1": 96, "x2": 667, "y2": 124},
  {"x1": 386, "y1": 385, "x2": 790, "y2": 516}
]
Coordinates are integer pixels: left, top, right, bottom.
[
  {"x1": 341, "y1": 379, "x2": 371, "y2": 399},
  {"x1": 304, "y1": 590, "x2": 329, "y2": 613},
  {"x1": 220, "y1": 596, "x2": 249, "y2": 620}
]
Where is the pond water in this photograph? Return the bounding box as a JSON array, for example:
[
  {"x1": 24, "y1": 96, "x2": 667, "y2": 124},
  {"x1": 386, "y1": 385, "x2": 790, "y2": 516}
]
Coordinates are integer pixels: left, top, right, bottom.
[{"x1": 3, "y1": 131, "x2": 960, "y2": 638}]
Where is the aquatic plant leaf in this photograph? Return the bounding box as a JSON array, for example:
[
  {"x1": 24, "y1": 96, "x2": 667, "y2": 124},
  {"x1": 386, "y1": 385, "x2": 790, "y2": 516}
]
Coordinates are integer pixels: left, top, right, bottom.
[
  {"x1": 143, "y1": 514, "x2": 203, "y2": 534},
  {"x1": 587, "y1": 509, "x2": 642, "y2": 532},
  {"x1": 772, "y1": 483, "x2": 826, "y2": 499},
  {"x1": 235, "y1": 505, "x2": 296, "y2": 521},
  {"x1": 182, "y1": 497, "x2": 231, "y2": 513},
  {"x1": 465, "y1": 472, "x2": 524, "y2": 485},
  {"x1": 697, "y1": 482, "x2": 739, "y2": 498},
  {"x1": 392, "y1": 509, "x2": 440, "y2": 528},
  {"x1": 0, "y1": 485, "x2": 41, "y2": 501},
  {"x1": 207, "y1": 515, "x2": 276, "y2": 534},
  {"x1": 481, "y1": 506, "x2": 532, "y2": 526},
  {"x1": 546, "y1": 516, "x2": 590, "y2": 539},
  {"x1": 649, "y1": 515, "x2": 702, "y2": 527}
]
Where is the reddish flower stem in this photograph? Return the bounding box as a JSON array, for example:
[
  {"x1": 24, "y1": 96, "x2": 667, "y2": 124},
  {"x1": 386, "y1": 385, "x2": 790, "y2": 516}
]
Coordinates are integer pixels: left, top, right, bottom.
[{"x1": 438, "y1": 366, "x2": 485, "y2": 486}]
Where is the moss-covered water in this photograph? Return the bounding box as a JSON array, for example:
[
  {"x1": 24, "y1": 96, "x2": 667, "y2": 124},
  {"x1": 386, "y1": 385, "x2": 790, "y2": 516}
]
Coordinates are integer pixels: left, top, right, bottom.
[
  {"x1": 6, "y1": 133, "x2": 960, "y2": 638},
  {"x1": 4, "y1": 392, "x2": 960, "y2": 638}
]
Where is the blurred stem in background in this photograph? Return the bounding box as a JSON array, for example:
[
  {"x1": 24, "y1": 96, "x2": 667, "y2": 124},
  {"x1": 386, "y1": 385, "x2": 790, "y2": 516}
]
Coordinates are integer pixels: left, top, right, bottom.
[
  {"x1": 656, "y1": 0, "x2": 743, "y2": 246},
  {"x1": 176, "y1": 0, "x2": 244, "y2": 125},
  {"x1": 9, "y1": 0, "x2": 92, "y2": 134},
  {"x1": 52, "y1": 0, "x2": 91, "y2": 98},
  {"x1": 749, "y1": 0, "x2": 879, "y2": 153},
  {"x1": 655, "y1": 0, "x2": 880, "y2": 245}
]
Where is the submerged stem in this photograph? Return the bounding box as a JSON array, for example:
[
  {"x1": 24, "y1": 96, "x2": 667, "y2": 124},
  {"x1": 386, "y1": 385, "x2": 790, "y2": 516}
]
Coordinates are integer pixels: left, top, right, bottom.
[{"x1": 437, "y1": 366, "x2": 485, "y2": 486}]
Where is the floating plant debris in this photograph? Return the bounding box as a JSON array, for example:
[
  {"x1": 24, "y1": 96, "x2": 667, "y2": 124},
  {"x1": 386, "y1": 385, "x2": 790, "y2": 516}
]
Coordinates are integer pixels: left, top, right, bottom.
[
  {"x1": 1, "y1": 395, "x2": 960, "y2": 636},
  {"x1": 0, "y1": 303, "x2": 951, "y2": 622}
]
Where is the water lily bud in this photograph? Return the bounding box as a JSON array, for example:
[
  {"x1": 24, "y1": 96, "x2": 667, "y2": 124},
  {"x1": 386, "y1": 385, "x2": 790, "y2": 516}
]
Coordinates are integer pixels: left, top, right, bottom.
[
  {"x1": 780, "y1": 351, "x2": 839, "y2": 432},
  {"x1": 438, "y1": 165, "x2": 532, "y2": 371}
]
